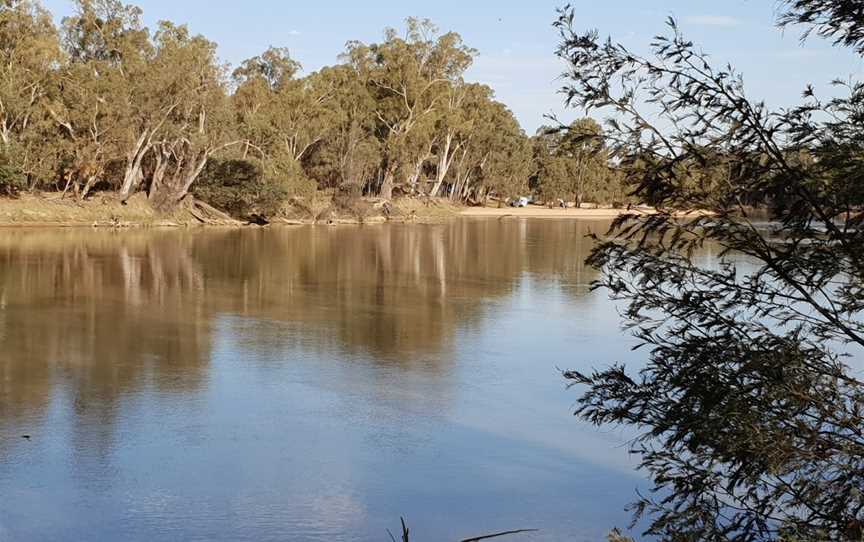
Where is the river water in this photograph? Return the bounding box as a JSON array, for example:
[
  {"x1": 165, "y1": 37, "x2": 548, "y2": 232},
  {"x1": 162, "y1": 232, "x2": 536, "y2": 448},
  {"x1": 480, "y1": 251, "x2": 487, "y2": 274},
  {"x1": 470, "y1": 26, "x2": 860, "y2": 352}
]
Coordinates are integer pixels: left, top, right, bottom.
[{"x1": 0, "y1": 219, "x2": 649, "y2": 541}]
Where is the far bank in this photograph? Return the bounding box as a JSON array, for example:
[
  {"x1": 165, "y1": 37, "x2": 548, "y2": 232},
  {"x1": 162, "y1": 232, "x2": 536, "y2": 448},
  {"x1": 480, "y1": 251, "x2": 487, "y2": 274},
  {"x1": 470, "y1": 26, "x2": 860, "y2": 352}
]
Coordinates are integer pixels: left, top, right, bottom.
[
  {"x1": 0, "y1": 194, "x2": 710, "y2": 229},
  {"x1": 0, "y1": 193, "x2": 462, "y2": 228}
]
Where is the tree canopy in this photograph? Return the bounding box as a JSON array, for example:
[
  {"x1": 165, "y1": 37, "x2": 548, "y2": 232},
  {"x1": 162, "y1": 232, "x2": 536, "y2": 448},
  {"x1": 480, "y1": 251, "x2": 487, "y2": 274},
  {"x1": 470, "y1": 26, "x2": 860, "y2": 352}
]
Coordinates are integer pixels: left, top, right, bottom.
[
  {"x1": 0, "y1": 1, "x2": 627, "y2": 216},
  {"x1": 532, "y1": 118, "x2": 623, "y2": 208}
]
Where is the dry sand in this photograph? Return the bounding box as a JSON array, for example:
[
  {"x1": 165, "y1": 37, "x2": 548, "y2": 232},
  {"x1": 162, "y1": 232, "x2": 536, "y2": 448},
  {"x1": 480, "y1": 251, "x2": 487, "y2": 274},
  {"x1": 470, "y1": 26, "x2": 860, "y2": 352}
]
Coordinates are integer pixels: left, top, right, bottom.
[
  {"x1": 0, "y1": 195, "x2": 703, "y2": 228},
  {"x1": 460, "y1": 206, "x2": 645, "y2": 219}
]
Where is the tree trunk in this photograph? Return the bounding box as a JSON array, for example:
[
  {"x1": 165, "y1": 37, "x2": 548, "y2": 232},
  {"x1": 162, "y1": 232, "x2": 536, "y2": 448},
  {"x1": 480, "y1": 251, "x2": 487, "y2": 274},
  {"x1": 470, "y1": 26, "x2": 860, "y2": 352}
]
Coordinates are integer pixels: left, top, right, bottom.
[
  {"x1": 379, "y1": 163, "x2": 397, "y2": 200},
  {"x1": 119, "y1": 132, "x2": 151, "y2": 202},
  {"x1": 80, "y1": 176, "x2": 98, "y2": 200},
  {"x1": 407, "y1": 157, "x2": 425, "y2": 194},
  {"x1": 380, "y1": 177, "x2": 394, "y2": 200},
  {"x1": 178, "y1": 153, "x2": 209, "y2": 200},
  {"x1": 431, "y1": 134, "x2": 454, "y2": 197},
  {"x1": 148, "y1": 152, "x2": 170, "y2": 202},
  {"x1": 150, "y1": 151, "x2": 209, "y2": 210}
]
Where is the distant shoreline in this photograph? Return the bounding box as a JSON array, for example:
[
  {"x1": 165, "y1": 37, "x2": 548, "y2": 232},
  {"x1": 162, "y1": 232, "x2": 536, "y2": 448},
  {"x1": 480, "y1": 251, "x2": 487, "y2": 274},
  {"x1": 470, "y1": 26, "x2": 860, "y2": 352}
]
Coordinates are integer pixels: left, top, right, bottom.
[
  {"x1": 461, "y1": 206, "x2": 630, "y2": 219},
  {"x1": 0, "y1": 195, "x2": 709, "y2": 229},
  {"x1": 0, "y1": 194, "x2": 458, "y2": 228},
  {"x1": 460, "y1": 206, "x2": 709, "y2": 219}
]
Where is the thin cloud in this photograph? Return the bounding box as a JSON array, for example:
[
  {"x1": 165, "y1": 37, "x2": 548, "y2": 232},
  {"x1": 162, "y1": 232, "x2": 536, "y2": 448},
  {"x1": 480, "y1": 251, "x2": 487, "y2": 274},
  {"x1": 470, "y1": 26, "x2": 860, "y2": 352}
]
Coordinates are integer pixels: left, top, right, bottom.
[
  {"x1": 683, "y1": 15, "x2": 741, "y2": 27},
  {"x1": 287, "y1": 30, "x2": 301, "y2": 36}
]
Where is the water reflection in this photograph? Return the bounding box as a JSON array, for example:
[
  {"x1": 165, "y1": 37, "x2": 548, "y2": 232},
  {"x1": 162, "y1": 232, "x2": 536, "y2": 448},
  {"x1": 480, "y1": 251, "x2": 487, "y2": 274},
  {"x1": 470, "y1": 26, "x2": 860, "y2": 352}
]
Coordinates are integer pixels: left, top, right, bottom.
[
  {"x1": 0, "y1": 231, "x2": 211, "y2": 427},
  {"x1": 0, "y1": 219, "x2": 631, "y2": 542}
]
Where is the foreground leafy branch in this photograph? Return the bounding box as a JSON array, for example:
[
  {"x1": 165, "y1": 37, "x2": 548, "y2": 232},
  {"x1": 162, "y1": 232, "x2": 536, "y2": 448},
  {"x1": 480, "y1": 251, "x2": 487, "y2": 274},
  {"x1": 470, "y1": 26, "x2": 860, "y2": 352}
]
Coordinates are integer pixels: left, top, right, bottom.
[{"x1": 556, "y1": 1, "x2": 864, "y2": 540}]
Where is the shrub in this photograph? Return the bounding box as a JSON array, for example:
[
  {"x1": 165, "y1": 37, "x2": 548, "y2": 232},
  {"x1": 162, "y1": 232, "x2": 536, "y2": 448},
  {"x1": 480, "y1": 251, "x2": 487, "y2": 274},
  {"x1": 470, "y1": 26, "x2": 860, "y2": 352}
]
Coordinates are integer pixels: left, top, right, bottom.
[
  {"x1": 193, "y1": 158, "x2": 288, "y2": 218},
  {"x1": 0, "y1": 152, "x2": 26, "y2": 197}
]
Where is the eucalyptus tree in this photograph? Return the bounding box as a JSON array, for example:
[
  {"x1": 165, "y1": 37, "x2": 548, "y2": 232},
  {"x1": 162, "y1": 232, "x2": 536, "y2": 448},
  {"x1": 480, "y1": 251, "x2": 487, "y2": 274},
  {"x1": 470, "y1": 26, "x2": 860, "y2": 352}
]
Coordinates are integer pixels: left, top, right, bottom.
[
  {"x1": 232, "y1": 47, "x2": 300, "y2": 160},
  {"x1": 267, "y1": 70, "x2": 336, "y2": 190},
  {"x1": 479, "y1": 109, "x2": 531, "y2": 205},
  {"x1": 233, "y1": 46, "x2": 298, "y2": 92},
  {"x1": 449, "y1": 94, "x2": 526, "y2": 203},
  {"x1": 346, "y1": 18, "x2": 475, "y2": 198},
  {"x1": 559, "y1": 118, "x2": 608, "y2": 207},
  {"x1": 302, "y1": 63, "x2": 380, "y2": 194},
  {"x1": 58, "y1": 0, "x2": 156, "y2": 200},
  {"x1": 60, "y1": 1, "x2": 235, "y2": 206},
  {"x1": 428, "y1": 82, "x2": 486, "y2": 197},
  {"x1": 145, "y1": 21, "x2": 236, "y2": 208},
  {"x1": 0, "y1": 2, "x2": 536, "y2": 214},
  {"x1": 533, "y1": 118, "x2": 609, "y2": 207},
  {"x1": 49, "y1": 55, "x2": 125, "y2": 197},
  {"x1": 447, "y1": 85, "x2": 497, "y2": 201},
  {"x1": 556, "y1": 1, "x2": 864, "y2": 540},
  {"x1": 531, "y1": 136, "x2": 568, "y2": 204},
  {"x1": 232, "y1": 47, "x2": 320, "y2": 197},
  {"x1": 445, "y1": 97, "x2": 529, "y2": 204},
  {"x1": 0, "y1": 0, "x2": 61, "y2": 186},
  {"x1": 532, "y1": 127, "x2": 570, "y2": 204}
]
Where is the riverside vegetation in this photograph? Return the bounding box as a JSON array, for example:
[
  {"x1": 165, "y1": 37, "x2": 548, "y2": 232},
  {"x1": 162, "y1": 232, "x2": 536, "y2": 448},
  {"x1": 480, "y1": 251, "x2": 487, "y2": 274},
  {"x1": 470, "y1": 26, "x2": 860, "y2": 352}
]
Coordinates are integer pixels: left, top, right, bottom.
[{"x1": 0, "y1": 0, "x2": 635, "y2": 225}]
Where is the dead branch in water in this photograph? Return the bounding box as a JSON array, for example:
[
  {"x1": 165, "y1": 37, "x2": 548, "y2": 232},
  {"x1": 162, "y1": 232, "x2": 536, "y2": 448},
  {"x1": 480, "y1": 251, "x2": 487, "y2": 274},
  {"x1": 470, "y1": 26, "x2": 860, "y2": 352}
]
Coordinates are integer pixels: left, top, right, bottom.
[
  {"x1": 387, "y1": 518, "x2": 538, "y2": 542},
  {"x1": 460, "y1": 529, "x2": 540, "y2": 542}
]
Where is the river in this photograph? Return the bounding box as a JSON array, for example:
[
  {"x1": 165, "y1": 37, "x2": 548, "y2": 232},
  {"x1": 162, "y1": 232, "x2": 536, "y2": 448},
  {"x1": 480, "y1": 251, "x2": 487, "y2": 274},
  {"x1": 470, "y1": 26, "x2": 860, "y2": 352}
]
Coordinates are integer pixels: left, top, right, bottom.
[{"x1": 0, "y1": 219, "x2": 649, "y2": 541}]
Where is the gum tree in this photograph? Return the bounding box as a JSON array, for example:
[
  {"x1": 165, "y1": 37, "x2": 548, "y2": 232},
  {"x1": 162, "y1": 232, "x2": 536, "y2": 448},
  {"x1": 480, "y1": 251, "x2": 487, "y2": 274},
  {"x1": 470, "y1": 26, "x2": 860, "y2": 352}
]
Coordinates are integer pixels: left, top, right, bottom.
[
  {"x1": 145, "y1": 21, "x2": 236, "y2": 207},
  {"x1": 533, "y1": 118, "x2": 609, "y2": 208},
  {"x1": 0, "y1": 0, "x2": 61, "y2": 186},
  {"x1": 345, "y1": 18, "x2": 475, "y2": 198}
]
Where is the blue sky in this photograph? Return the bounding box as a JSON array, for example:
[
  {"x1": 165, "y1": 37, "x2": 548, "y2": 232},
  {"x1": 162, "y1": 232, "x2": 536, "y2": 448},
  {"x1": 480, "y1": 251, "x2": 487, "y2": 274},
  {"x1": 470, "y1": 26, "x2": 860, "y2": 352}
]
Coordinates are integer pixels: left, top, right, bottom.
[{"x1": 40, "y1": 0, "x2": 864, "y2": 133}]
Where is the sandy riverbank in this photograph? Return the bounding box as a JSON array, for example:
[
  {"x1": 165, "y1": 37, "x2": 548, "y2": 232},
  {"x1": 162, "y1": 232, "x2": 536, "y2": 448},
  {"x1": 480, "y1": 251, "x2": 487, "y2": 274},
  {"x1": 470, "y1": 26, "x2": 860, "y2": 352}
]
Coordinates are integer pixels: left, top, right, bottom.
[
  {"x1": 0, "y1": 194, "x2": 463, "y2": 227},
  {"x1": 0, "y1": 195, "x2": 704, "y2": 228},
  {"x1": 0, "y1": 193, "x2": 243, "y2": 227},
  {"x1": 460, "y1": 206, "x2": 663, "y2": 219}
]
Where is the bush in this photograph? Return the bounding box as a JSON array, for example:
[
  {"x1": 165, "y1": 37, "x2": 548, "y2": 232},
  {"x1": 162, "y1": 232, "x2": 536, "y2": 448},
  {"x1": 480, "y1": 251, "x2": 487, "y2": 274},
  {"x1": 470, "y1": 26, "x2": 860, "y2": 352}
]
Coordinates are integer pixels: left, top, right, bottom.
[
  {"x1": 264, "y1": 148, "x2": 317, "y2": 200},
  {"x1": 0, "y1": 152, "x2": 26, "y2": 197},
  {"x1": 193, "y1": 158, "x2": 288, "y2": 218}
]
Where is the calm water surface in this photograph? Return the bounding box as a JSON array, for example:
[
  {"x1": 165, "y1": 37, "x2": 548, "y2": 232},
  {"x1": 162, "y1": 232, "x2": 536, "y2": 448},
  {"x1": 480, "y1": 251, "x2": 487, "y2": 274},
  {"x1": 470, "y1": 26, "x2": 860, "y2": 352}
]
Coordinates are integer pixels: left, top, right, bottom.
[{"x1": 0, "y1": 219, "x2": 649, "y2": 541}]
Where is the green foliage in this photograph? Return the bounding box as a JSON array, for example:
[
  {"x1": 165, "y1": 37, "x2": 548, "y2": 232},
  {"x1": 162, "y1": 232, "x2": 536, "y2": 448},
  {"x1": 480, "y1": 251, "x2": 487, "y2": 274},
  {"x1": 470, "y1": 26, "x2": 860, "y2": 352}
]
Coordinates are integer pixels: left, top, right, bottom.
[
  {"x1": 444, "y1": 96, "x2": 530, "y2": 203},
  {"x1": 778, "y1": 0, "x2": 864, "y2": 54},
  {"x1": 233, "y1": 46, "x2": 300, "y2": 90},
  {"x1": 345, "y1": 18, "x2": 482, "y2": 198},
  {"x1": 0, "y1": 0, "x2": 63, "y2": 187},
  {"x1": 479, "y1": 111, "x2": 531, "y2": 201},
  {"x1": 0, "y1": 2, "x2": 536, "y2": 211},
  {"x1": 532, "y1": 118, "x2": 619, "y2": 207},
  {"x1": 263, "y1": 147, "x2": 317, "y2": 198},
  {"x1": 193, "y1": 158, "x2": 286, "y2": 217},
  {"x1": 0, "y1": 149, "x2": 25, "y2": 195},
  {"x1": 301, "y1": 64, "x2": 380, "y2": 191},
  {"x1": 557, "y1": 1, "x2": 864, "y2": 540}
]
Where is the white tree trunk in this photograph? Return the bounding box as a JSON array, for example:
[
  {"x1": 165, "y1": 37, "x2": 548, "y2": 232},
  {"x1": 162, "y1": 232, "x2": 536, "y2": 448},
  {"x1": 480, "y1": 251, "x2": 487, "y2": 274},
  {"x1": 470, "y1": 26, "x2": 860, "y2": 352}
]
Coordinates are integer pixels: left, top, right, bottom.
[
  {"x1": 119, "y1": 132, "x2": 151, "y2": 201},
  {"x1": 431, "y1": 133, "x2": 455, "y2": 197}
]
